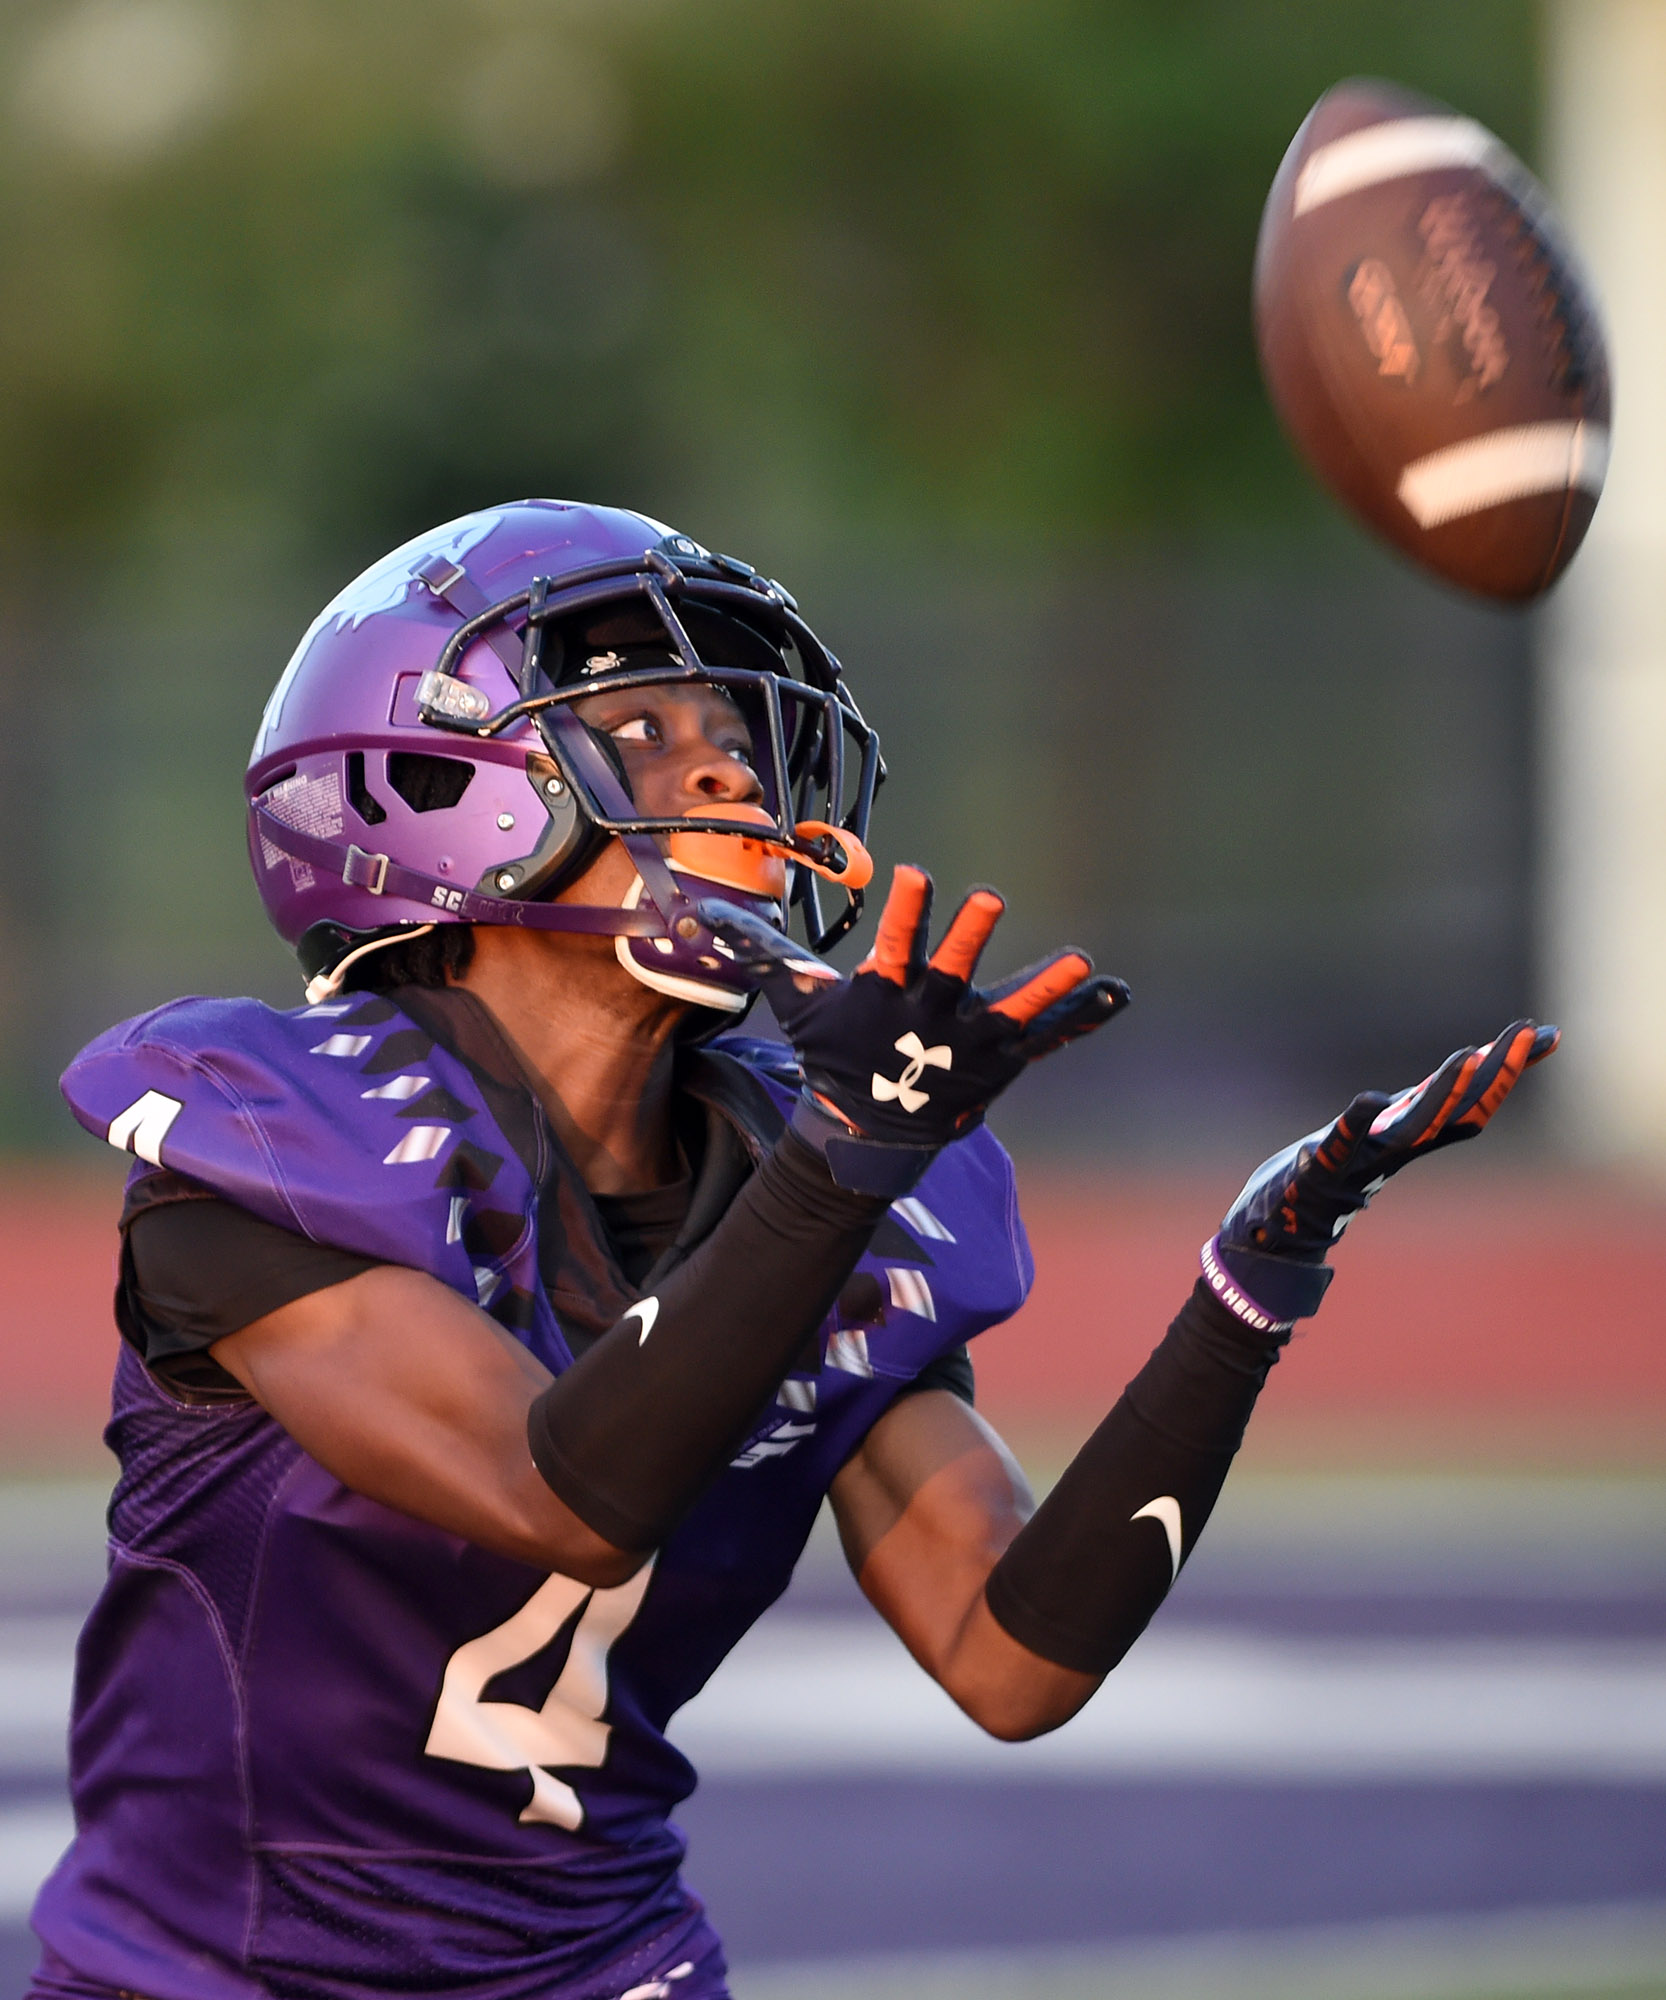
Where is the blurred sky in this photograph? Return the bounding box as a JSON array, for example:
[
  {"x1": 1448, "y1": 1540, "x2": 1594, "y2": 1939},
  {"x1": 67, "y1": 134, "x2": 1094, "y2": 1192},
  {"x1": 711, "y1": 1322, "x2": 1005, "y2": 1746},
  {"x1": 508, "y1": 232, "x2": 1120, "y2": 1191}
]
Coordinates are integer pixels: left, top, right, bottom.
[{"x1": 0, "y1": 0, "x2": 1548, "y2": 1153}]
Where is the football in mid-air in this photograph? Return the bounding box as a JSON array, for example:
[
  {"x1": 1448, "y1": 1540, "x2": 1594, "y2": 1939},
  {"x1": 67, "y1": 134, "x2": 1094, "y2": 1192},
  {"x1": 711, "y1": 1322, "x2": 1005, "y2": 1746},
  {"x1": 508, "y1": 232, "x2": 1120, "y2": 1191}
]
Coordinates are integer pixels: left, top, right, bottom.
[{"x1": 1254, "y1": 78, "x2": 1610, "y2": 602}]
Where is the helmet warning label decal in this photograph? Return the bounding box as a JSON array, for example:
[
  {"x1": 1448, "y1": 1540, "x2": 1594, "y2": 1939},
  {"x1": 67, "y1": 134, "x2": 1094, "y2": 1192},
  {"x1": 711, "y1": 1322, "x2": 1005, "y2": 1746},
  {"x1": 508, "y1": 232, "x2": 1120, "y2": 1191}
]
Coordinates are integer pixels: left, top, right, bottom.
[{"x1": 257, "y1": 770, "x2": 344, "y2": 891}]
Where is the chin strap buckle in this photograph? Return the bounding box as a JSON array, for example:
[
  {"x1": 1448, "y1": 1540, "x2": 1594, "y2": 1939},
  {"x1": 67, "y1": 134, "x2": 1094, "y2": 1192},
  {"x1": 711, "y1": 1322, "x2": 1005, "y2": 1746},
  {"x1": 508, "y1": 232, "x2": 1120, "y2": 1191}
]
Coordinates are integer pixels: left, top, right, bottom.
[{"x1": 343, "y1": 844, "x2": 390, "y2": 895}]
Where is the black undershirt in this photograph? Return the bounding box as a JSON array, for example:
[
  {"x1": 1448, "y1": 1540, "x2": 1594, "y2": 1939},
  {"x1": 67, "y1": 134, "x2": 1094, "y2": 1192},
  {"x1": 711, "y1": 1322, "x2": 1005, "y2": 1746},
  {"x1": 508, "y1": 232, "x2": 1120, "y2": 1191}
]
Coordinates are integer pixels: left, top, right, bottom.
[
  {"x1": 117, "y1": 990, "x2": 972, "y2": 1410},
  {"x1": 592, "y1": 1177, "x2": 694, "y2": 1291}
]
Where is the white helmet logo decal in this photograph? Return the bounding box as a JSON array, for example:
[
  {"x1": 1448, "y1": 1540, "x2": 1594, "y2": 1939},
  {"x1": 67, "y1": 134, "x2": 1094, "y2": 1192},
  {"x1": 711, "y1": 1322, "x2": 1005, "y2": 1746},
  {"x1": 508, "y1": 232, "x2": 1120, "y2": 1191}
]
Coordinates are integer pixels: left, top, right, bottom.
[{"x1": 871, "y1": 1031, "x2": 952, "y2": 1114}]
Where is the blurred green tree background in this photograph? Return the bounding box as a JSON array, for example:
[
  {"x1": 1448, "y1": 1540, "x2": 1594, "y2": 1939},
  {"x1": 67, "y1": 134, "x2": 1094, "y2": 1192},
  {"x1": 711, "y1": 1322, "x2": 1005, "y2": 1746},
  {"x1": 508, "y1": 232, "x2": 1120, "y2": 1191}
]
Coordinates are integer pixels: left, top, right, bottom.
[{"x1": 0, "y1": 0, "x2": 1543, "y2": 1152}]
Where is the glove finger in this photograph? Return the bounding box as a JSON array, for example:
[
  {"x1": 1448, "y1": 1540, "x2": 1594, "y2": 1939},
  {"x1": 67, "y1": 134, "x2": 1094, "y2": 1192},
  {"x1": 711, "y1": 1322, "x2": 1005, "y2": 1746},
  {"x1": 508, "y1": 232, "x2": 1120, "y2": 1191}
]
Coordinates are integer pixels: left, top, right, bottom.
[
  {"x1": 693, "y1": 899, "x2": 838, "y2": 983},
  {"x1": 1367, "y1": 1045, "x2": 1478, "y2": 1148},
  {"x1": 1313, "y1": 1091, "x2": 1393, "y2": 1176},
  {"x1": 928, "y1": 888, "x2": 1005, "y2": 984},
  {"x1": 1447, "y1": 1021, "x2": 1524, "y2": 1121},
  {"x1": 1422, "y1": 1049, "x2": 1488, "y2": 1145},
  {"x1": 1451, "y1": 1020, "x2": 1540, "y2": 1132},
  {"x1": 1017, "y1": 975, "x2": 1131, "y2": 1055},
  {"x1": 1527, "y1": 1023, "x2": 1561, "y2": 1066},
  {"x1": 985, "y1": 949, "x2": 1083, "y2": 1008},
  {"x1": 988, "y1": 949, "x2": 1096, "y2": 1026},
  {"x1": 855, "y1": 864, "x2": 933, "y2": 987}
]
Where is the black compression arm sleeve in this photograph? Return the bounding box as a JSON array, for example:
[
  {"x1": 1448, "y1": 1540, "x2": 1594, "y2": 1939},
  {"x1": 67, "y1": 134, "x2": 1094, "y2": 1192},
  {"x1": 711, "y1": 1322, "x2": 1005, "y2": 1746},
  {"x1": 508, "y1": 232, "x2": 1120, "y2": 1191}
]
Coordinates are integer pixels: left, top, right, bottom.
[
  {"x1": 526, "y1": 1128, "x2": 889, "y2": 1551},
  {"x1": 984, "y1": 1280, "x2": 1287, "y2": 1676}
]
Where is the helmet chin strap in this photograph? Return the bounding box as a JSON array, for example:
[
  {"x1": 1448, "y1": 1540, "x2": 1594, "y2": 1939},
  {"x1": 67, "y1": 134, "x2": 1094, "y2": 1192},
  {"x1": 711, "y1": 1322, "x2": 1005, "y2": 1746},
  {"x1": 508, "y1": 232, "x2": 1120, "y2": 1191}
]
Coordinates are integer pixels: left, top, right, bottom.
[
  {"x1": 259, "y1": 802, "x2": 775, "y2": 1019},
  {"x1": 612, "y1": 875, "x2": 768, "y2": 1012}
]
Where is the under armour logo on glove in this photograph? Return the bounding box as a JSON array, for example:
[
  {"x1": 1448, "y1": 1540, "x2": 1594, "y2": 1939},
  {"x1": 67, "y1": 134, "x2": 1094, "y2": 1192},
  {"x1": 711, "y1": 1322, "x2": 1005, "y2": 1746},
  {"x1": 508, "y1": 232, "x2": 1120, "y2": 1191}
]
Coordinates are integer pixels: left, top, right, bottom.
[
  {"x1": 872, "y1": 1032, "x2": 952, "y2": 1113},
  {"x1": 697, "y1": 864, "x2": 1131, "y2": 1161}
]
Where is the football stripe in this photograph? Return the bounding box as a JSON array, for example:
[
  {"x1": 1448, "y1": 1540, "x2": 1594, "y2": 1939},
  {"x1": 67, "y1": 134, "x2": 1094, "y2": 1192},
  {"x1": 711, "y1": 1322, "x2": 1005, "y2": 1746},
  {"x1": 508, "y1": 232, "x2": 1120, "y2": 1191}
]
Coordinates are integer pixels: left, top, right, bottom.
[
  {"x1": 891, "y1": 1195, "x2": 956, "y2": 1243},
  {"x1": 1293, "y1": 115, "x2": 1506, "y2": 216},
  {"x1": 886, "y1": 1268, "x2": 937, "y2": 1321},
  {"x1": 1397, "y1": 421, "x2": 1610, "y2": 528},
  {"x1": 826, "y1": 1329, "x2": 873, "y2": 1378},
  {"x1": 383, "y1": 1124, "x2": 451, "y2": 1165}
]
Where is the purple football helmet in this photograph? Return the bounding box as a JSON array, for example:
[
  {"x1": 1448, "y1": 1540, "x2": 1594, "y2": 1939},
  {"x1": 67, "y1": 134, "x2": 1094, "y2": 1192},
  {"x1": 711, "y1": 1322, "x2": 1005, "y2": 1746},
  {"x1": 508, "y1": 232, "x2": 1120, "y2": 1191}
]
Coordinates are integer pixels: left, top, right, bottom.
[{"x1": 247, "y1": 500, "x2": 880, "y2": 1011}]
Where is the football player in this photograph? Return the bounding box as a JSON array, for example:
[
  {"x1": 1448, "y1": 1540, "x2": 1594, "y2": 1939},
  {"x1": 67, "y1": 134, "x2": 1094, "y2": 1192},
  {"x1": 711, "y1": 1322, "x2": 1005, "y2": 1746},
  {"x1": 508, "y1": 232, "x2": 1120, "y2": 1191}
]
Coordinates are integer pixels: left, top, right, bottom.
[{"x1": 34, "y1": 501, "x2": 1553, "y2": 2000}]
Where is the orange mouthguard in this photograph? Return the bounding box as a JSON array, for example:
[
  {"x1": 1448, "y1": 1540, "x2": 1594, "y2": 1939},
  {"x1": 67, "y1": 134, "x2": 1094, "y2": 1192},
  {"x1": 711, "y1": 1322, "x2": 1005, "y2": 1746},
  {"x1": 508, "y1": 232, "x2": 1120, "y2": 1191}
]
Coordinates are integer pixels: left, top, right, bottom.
[{"x1": 667, "y1": 807, "x2": 874, "y2": 897}]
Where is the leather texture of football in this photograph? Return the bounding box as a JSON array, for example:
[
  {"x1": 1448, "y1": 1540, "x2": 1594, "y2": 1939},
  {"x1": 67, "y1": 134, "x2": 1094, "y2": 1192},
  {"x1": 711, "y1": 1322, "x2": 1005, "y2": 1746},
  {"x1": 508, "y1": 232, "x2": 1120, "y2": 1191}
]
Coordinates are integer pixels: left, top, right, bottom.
[{"x1": 1254, "y1": 78, "x2": 1610, "y2": 602}]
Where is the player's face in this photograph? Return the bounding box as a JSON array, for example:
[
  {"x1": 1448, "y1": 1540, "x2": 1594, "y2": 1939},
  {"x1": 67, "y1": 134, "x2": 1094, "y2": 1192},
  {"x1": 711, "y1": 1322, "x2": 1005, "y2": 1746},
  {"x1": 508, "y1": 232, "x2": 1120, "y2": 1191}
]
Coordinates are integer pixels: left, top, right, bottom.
[{"x1": 571, "y1": 681, "x2": 765, "y2": 819}]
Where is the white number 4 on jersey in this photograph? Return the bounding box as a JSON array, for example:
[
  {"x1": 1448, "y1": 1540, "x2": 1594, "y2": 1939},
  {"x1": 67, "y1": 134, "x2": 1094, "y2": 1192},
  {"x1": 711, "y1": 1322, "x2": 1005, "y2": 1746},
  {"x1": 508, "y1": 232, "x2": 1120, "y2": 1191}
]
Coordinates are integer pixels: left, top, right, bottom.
[{"x1": 425, "y1": 1562, "x2": 653, "y2": 1829}]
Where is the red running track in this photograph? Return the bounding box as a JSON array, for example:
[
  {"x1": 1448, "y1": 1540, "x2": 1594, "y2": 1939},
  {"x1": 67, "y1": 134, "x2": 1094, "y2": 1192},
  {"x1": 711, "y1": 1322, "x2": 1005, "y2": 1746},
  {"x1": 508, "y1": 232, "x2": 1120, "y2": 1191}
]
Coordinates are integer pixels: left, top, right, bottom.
[{"x1": 981, "y1": 1162, "x2": 1666, "y2": 1465}]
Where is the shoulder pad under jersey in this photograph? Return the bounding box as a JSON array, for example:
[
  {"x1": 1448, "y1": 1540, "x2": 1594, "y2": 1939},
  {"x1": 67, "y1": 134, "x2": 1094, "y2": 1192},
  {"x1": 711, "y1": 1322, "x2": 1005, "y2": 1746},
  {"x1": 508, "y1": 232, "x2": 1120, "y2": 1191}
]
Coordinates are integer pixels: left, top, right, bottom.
[
  {"x1": 59, "y1": 994, "x2": 538, "y2": 1291},
  {"x1": 707, "y1": 1033, "x2": 802, "y2": 1086}
]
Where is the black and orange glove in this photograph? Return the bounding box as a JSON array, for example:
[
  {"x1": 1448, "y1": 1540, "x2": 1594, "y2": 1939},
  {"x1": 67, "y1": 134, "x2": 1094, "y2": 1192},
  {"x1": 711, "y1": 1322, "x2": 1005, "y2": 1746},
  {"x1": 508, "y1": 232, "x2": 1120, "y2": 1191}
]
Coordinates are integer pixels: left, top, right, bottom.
[
  {"x1": 700, "y1": 865, "x2": 1129, "y2": 1193},
  {"x1": 1204, "y1": 1019, "x2": 1560, "y2": 1332}
]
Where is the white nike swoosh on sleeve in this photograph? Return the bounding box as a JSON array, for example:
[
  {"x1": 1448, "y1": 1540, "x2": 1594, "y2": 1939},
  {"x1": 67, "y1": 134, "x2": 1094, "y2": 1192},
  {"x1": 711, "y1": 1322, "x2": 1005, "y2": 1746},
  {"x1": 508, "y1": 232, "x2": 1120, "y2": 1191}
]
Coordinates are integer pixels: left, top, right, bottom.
[
  {"x1": 624, "y1": 1298, "x2": 660, "y2": 1346},
  {"x1": 1130, "y1": 1495, "x2": 1183, "y2": 1584}
]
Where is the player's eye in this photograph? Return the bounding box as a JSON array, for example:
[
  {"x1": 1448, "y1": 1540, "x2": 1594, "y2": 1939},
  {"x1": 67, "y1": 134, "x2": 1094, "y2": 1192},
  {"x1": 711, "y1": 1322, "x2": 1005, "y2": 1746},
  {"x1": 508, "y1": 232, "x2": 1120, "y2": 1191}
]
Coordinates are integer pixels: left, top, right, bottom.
[{"x1": 608, "y1": 715, "x2": 659, "y2": 745}]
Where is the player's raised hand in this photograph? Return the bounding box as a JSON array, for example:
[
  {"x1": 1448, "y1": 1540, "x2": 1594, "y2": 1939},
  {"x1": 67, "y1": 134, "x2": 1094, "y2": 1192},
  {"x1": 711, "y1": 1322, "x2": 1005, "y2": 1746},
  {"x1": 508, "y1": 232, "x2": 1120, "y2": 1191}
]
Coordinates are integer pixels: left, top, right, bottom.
[
  {"x1": 1202, "y1": 1021, "x2": 1559, "y2": 1331},
  {"x1": 699, "y1": 865, "x2": 1128, "y2": 1190}
]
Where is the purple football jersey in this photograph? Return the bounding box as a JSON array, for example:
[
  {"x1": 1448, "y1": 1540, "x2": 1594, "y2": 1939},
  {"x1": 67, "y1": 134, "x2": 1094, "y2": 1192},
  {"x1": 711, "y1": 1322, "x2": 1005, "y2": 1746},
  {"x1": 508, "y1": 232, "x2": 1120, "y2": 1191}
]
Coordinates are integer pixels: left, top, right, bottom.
[{"x1": 43, "y1": 994, "x2": 1032, "y2": 2000}]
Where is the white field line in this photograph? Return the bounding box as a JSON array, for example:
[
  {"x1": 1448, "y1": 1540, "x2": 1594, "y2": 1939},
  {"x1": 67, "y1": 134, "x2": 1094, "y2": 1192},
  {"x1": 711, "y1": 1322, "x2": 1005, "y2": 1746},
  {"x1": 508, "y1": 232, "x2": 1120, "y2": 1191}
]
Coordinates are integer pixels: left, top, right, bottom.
[
  {"x1": 0, "y1": 1802, "x2": 71, "y2": 1920},
  {"x1": 673, "y1": 1621, "x2": 1666, "y2": 1779},
  {"x1": 0, "y1": 1619, "x2": 77, "y2": 1775}
]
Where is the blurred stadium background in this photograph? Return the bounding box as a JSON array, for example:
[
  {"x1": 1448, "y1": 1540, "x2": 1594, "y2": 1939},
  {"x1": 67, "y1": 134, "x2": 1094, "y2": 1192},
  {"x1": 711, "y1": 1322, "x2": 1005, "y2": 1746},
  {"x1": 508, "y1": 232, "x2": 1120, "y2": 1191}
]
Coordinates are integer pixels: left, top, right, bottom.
[{"x1": 1, "y1": 1, "x2": 1664, "y2": 1996}]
